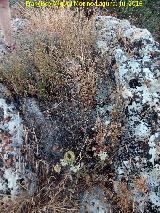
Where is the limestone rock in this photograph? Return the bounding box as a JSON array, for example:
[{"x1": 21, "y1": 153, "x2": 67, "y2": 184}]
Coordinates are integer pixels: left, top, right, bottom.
[
  {"x1": 80, "y1": 187, "x2": 112, "y2": 213},
  {"x1": 0, "y1": 85, "x2": 36, "y2": 197},
  {"x1": 95, "y1": 16, "x2": 160, "y2": 212}
]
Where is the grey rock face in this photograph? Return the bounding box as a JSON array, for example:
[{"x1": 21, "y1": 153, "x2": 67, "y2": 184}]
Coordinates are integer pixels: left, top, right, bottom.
[
  {"x1": 80, "y1": 187, "x2": 112, "y2": 213},
  {"x1": 0, "y1": 84, "x2": 36, "y2": 197},
  {"x1": 22, "y1": 98, "x2": 64, "y2": 162},
  {"x1": 95, "y1": 16, "x2": 160, "y2": 212}
]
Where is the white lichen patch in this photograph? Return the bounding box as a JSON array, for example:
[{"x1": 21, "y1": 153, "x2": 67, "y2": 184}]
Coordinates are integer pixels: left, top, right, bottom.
[
  {"x1": 98, "y1": 151, "x2": 108, "y2": 161},
  {"x1": 0, "y1": 98, "x2": 24, "y2": 196},
  {"x1": 142, "y1": 165, "x2": 160, "y2": 208}
]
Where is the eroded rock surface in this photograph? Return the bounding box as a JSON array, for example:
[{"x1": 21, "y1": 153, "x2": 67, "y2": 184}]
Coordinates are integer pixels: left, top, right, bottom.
[
  {"x1": 0, "y1": 15, "x2": 159, "y2": 213},
  {"x1": 80, "y1": 187, "x2": 112, "y2": 213},
  {"x1": 94, "y1": 16, "x2": 160, "y2": 212},
  {"x1": 0, "y1": 84, "x2": 36, "y2": 197}
]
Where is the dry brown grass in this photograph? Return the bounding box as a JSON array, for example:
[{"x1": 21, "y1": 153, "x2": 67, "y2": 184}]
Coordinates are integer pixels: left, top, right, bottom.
[
  {"x1": 25, "y1": 7, "x2": 95, "y2": 64},
  {"x1": 0, "y1": 4, "x2": 135, "y2": 213},
  {"x1": 133, "y1": 176, "x2": 148, "y2": 194},
  {"x1": 95, "y1": 117, "x2": 107, "y2": 148},
  {"x1": 0, "y1": 6, "x2": 99, "y2": 212},
  {"x1": 0, "y1": 7, "x2": 97, "y2": 105},
  {"x1": 116, "y1": 182, "x2": 133, "y2": 213},
  {"x1": 68, "y1": 63, "x2": 97, "y2": 110}
]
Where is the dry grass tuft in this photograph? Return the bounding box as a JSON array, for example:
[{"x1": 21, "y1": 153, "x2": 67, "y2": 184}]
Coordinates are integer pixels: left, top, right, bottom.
[
  {"x1": 0, "y1": 7, "x2": 96, "y2": 106},
  {"x1": 133, "y1": 176, "x2": 148, "y2": 194},
  {"x1": 116, "y1": 182, "x2": 133, "y2": 213}
]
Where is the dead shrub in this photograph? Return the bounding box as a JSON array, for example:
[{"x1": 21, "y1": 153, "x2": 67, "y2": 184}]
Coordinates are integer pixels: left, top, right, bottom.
[{"x1": 0, "y1": 7, "x2": 96, "y2": 106}]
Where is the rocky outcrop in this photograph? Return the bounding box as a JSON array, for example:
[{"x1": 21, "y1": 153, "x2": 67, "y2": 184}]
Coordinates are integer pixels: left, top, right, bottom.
[
  {"x1": 95, "y1": 16, "x2": 160, "y2": 212},
  {"x1": 0, "y1": 84, "x2": 36, "y2": 197},
  {"x1": 0, "y1": 14, "x2": 159, "y2": 213},
  {"x1": 0, "y1": 19, "x2": 36, "y2": 198}
]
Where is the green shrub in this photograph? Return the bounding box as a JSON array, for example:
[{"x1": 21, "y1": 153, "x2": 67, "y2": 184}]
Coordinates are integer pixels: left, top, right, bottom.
[{"x1": 117, "y1": 0, "x2": 160, "y2": 41}]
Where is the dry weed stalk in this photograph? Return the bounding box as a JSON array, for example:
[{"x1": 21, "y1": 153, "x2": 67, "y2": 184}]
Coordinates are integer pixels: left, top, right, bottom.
[
  {"x1": 25, "y1": 8, "x2": 95, "y2": 63},
  {"x1": 133, "y1": 176, "x2": 148, "y2": 194},
  {"x1": 116, "y1": 182, "x2": 133, "y2": 213},
  {"x1": 95, "y1": 117, "x2": 107, "y2": 148}
]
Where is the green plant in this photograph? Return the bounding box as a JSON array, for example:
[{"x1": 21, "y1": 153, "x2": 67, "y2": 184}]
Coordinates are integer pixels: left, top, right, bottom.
[{"x1": 117, "y1": 0, "x2": 160, "y2": 41}]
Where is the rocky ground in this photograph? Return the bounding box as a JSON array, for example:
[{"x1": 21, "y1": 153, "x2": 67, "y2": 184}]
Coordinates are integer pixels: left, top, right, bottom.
[{"x1": 0, "y1": 6, "x2": 160, "y2": 213}]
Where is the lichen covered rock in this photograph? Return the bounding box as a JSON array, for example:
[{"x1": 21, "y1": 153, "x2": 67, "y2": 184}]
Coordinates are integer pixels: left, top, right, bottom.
[
  {"x1": 0, "y1": 15, "x2": 159, "y2": 212},
  {"x1": 80, "y1": 187, "x2": 112, "y2": 213},
  {"x1": 0, "y1": 84, "x2": 36, "y2": 197},
  {"x1": 95, "y1": 16, "x2": 160, "y2": 212}
]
